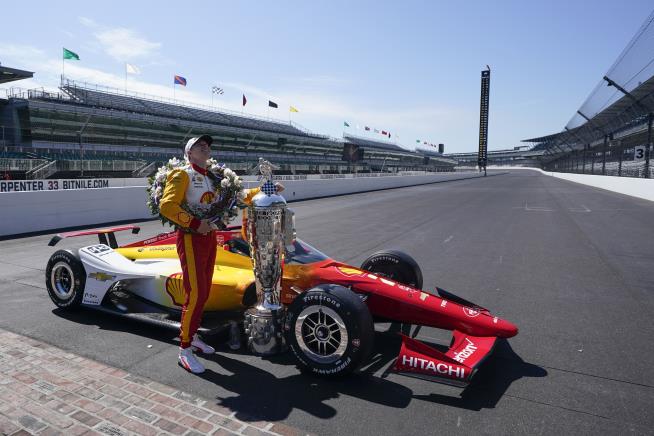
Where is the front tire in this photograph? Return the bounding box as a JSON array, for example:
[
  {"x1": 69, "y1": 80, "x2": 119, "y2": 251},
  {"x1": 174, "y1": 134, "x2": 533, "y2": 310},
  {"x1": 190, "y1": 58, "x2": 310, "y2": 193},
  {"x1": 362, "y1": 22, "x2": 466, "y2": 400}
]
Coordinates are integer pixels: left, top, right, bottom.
[
  {"x1": 285, "y1": 284, "x2": 374, "y2": 377},
  {"x1": 45, "y1": 250, "x2": 86, "y2": 309},
  {"x1": 360, "y1": 250, "x2": 423, "y2": 289}
]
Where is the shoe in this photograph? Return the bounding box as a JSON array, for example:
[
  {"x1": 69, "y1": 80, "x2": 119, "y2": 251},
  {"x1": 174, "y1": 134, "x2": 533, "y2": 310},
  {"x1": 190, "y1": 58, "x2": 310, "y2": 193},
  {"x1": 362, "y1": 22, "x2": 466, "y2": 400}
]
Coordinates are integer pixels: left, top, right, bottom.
[
  {"x1": 228, "y1": 321, "x2": 241, "y2": 351},
  {"x1": 191, "y1": 334, "x2": 215, "y2": 354},
  {"x1": 178, "y1": 348, "x2": 205, "y2": 374}
]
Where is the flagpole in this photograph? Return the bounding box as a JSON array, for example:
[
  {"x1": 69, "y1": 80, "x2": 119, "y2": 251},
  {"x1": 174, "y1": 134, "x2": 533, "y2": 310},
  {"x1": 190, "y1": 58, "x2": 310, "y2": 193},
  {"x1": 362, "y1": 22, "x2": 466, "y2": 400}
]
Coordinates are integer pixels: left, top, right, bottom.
[{"x1": 124, "y1": 63, "x2": 127, "y2": 93}]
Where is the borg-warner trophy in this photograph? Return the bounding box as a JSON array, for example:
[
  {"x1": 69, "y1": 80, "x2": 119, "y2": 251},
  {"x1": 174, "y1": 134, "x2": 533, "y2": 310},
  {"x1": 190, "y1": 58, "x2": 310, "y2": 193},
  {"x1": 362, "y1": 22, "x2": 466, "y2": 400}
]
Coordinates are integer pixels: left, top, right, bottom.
[{"x1": 244, "y1": 159, "x2": 293, "y2": 355}]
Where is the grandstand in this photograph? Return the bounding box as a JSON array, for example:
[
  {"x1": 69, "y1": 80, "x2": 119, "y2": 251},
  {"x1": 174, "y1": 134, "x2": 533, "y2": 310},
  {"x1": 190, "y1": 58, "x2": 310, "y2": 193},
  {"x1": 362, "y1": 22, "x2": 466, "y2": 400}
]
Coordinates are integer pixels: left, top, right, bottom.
[
  {"x1": 524, "y1": 10, "x2": 654, "y2": 179},
  {"x1": 445, "y1": 147, "x2": 545, "y2": 169},
  {"x1": 1, "y1": 78, "x2": 455, "y2": 179}
]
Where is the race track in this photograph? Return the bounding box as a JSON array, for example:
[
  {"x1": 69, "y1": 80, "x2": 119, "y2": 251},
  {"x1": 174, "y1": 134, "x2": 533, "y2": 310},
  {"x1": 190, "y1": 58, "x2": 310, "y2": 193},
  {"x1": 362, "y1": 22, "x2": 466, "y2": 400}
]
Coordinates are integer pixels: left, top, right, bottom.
[{"x1": 1, "y1": 169, "x2": 653, "y2": 435}]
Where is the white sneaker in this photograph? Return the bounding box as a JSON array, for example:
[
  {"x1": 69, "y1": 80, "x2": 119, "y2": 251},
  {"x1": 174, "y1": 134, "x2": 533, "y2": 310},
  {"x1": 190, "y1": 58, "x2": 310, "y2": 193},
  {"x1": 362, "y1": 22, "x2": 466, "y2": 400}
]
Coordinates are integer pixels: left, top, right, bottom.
[
  {"x1": 228, "y1": 321, "x2": 241, "y2": 351},
  {"x1": 191, "y1": 334, "x2": 215, "y2": 354},
  {"x1": 178, "y1": 348, "x2": 205, "y2": 374}
]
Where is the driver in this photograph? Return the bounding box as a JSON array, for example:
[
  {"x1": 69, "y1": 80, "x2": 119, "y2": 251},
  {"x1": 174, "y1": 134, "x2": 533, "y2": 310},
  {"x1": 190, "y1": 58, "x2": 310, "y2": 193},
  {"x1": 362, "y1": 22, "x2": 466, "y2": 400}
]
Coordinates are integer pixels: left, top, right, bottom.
[{"x1": 159, "y1": 135, "x2": 282, "y2": 374}]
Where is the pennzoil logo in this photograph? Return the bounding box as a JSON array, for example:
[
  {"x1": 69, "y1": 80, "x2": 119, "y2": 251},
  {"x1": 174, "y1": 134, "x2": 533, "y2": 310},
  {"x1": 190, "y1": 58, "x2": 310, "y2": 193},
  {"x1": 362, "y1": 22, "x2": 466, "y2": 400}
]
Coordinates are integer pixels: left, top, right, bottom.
[
  {"x1": 165, "y1": 272, "x2": 185, "y2": 306},
  {"x1": 88, "y1": 272, "x2": 115, "y2": 282},
  {"x1": 336, "y1": 266, "x2": 365, "y2": 277}
]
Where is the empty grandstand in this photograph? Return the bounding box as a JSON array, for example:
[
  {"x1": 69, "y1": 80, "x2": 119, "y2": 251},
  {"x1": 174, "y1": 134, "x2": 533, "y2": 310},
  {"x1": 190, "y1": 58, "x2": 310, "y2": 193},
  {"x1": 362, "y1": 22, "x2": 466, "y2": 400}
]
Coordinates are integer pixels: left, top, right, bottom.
[
  {"x1": 1, "y1": 78, "x2": 456, "y2": 179},
  {"x1": 446, "y1": 147, "x2": 545, "y2": 169},
  {"x1": 524, "y1": 10, "x2": 654, "y2": 179}
]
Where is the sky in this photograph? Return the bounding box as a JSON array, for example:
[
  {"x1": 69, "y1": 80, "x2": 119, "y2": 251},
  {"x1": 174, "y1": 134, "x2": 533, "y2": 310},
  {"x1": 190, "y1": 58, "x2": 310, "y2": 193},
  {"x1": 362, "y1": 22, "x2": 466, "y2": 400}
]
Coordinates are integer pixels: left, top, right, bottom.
[{"x1": 1, "y1": 1, "x2": 652, "y2": 153}]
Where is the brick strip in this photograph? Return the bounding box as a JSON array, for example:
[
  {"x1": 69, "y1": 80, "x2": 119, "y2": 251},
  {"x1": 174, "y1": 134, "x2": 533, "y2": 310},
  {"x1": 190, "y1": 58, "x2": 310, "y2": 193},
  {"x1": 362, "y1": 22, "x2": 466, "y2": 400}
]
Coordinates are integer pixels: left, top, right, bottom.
[{"x1": 0, "y1": 329, "x2": 310, "y2": 436}]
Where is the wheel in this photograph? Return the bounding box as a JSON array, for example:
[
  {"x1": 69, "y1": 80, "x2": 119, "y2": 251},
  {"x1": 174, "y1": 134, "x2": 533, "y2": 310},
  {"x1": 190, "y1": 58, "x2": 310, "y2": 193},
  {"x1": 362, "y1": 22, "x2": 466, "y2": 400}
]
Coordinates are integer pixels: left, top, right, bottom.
[
  {"x1": 45, "y1": 250, "x2": 86, "y2": 309},
  {"x1": 360, "y1": 250, "x2": 423, "y2": 290},
  {"x1": 285, "y1": 284, "x2": 374, "y2": 377},
  {"x1": 360, "y1": 250, "x2": 423, "y2": 336}
]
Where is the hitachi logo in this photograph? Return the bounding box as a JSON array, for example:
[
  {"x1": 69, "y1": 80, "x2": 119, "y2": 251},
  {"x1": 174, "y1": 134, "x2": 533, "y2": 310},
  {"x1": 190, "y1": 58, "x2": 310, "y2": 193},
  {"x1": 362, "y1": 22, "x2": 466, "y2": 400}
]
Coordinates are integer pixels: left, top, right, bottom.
[
  {"x1": 401, "y1": 355, "x2": 466, "y2": 379},
  {"x1": 453, "y1": 338, "x2": 477, "y2": 363}
]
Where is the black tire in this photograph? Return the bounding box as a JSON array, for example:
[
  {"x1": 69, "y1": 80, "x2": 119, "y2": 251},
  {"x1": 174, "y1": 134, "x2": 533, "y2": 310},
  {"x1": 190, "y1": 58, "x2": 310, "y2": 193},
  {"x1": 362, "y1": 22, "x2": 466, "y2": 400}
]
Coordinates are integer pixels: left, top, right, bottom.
[
  {"x1": 285, "y1": 284, "x2": 374, "y2": 377},
  {"x1": 45, "y1": 250, "x2": 86, "y2": 309},
  {"x1": 360, "y1": 250, "x2": 423, "y2": 290}
]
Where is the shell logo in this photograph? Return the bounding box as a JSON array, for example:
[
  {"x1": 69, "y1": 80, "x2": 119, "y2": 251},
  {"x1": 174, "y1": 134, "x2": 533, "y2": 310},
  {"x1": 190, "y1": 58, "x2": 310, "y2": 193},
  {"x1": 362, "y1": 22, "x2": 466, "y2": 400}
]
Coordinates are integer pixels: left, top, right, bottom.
[
  {"x1": 462, "y1": 307, "x2": 480, "y2": 318},
  {"x1": 165, "y1": 272, "x2": 185, "y2": 306},
  {"x1": 200, "y1": 191, "x2": 215, "y2": 204},
  {"x1": 336, "y1": 266, "x2": 365, "y2": 277}
]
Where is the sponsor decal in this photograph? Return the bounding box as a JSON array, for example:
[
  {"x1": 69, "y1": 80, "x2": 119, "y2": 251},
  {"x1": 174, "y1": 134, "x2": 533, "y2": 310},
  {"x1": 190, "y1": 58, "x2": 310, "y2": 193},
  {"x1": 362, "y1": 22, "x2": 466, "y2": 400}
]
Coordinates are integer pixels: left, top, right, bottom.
[
  {"x1": 397, "y1": 284, "x2": 410, "y2": 291},
  {"x1": 351, "y1": 339, "x2": 360, "y2": 348},
  {"x1": 200, "y1": 191, "x2": 215, "y2": 204},
  {"x1": 379, "y1": 278, "x2": 396, "y2": 286},
  {"x1": 85, "y1": 244, "x2": 111, "y2": 255},
  {"x1": 303, "y1": 293, "x2": 341, "y2": 308},
  {"x1": 419, "y1": 292, "x2": 429, "y2": 301},
  {"x1": 88, "y1": 272, "x2": 115, "y2": 282},
  {"x1": 452, "y1": 338, "x2": 478, "y2": 363},
  {"x1": 440, "y1": 299, "x2": 447, "y2": 307},
  {"x1": 0, "y1": 178, "x2": 109, "y2": 193},
  {"x1": 400, "y1": 355, "x2": 466, "y2": 379},
  {"x1": 137, "y1": 248, "x2": 144, "y2": 252},
  {"x1": 145, "y1": 246, "x2": 175, "y2": 252},
  {"x1": 367, "y1": 274, "x2": 378, "y2": 280},
  {"x1": 493, "y1": 317, "x2": 498, "y2": 324},
  {"x1": 165, "y1": 272, "x2": 185, "y2": 306},
  {"x1": 82, "y1": 292, "x2": 101, "y2": 305},
  {"x1": 336, "y1": 266, "x2": 365, "y2": 277},
  {"x1": 463, "y1": 307, "x2": 480, "y2": 318}
]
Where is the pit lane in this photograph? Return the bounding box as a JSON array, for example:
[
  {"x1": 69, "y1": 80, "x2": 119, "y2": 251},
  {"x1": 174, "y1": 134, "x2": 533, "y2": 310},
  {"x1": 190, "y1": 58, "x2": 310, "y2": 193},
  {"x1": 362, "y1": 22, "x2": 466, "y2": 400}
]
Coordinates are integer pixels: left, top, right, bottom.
[{"x1": 1, "y1": 169, "x2": 653, "y2": 435}]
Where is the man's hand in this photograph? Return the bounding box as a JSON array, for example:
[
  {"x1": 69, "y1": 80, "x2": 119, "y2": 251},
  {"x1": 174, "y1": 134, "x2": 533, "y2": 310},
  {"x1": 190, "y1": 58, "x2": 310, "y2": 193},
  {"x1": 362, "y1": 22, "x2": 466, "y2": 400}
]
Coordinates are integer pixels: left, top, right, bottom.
[
  {"x1": 275, "y1": 182, "x2": 285, "y2": 193},
  {"x1": 196, "y1": 219, "x2": 213, "y2": 235}
]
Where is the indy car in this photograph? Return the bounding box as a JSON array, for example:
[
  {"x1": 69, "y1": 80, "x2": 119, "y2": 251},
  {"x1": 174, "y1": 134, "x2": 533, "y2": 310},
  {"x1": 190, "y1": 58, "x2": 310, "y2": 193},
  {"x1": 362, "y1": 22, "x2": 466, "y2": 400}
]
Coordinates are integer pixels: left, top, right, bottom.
[{"x1": 45, "y1": 218, "x2": 518, "y2": 387}]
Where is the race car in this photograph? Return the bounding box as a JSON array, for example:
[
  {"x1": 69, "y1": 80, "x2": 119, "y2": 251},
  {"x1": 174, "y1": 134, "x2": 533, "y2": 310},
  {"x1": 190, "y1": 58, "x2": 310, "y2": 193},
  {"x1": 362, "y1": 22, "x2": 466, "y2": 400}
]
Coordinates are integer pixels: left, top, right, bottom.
[{"x1": 45, "y1": 218, "x2": 518, "y2": 387}]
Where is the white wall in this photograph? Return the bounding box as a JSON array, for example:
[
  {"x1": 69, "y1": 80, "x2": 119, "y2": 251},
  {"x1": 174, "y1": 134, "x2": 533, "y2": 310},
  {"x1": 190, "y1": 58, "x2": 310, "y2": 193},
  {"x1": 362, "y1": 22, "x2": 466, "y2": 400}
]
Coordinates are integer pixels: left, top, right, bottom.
[{"x1": 0, "y1": 172, "x2": 486, "y2": 237}]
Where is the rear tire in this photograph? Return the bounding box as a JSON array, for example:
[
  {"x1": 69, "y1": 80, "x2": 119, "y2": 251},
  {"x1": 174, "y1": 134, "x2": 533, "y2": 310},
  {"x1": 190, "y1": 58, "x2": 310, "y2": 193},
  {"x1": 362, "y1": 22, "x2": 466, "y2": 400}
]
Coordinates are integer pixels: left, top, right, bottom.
[
  {"x1": 45, "y1": 250, "x2": 86, "y2": 309},
  {"x1": 285, "y1": 284, "x2": 374, "y2": 377}
]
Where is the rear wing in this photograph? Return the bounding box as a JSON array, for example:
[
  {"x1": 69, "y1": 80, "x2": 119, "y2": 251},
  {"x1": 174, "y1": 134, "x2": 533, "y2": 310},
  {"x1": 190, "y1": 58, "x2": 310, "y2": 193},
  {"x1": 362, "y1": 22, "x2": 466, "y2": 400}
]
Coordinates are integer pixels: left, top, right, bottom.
[{"x1": 48, "y1": 225, "x2": 140, "y2": 248}]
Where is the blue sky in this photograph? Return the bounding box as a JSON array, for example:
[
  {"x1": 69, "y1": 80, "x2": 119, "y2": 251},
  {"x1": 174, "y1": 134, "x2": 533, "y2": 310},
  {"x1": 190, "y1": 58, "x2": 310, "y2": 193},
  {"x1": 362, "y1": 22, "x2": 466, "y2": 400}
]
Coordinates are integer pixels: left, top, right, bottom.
[{"x1": 1, "y1": 1, "x2": 652, "y2": 153}]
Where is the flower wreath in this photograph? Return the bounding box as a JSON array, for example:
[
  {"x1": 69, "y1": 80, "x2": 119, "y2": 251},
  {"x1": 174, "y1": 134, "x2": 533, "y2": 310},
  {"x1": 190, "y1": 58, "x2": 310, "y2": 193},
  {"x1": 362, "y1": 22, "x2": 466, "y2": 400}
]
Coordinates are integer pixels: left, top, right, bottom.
[{"x1": 147, "y1": 157, "x2": 246, "y2": 231}]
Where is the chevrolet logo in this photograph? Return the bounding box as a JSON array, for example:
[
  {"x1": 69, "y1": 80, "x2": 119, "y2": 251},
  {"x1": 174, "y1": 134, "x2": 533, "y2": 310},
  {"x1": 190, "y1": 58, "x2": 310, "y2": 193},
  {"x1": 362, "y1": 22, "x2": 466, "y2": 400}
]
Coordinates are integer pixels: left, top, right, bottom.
[{"x1": 88, "y1": 272, "x2": 115, "y2": 282}]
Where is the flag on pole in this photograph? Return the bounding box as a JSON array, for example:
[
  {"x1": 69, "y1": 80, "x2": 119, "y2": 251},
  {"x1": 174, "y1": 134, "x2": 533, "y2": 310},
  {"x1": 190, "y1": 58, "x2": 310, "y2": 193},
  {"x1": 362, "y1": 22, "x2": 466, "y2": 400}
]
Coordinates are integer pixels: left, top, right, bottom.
[
  {"x1": 126, "y1": 63, "x2": 140, "y2": 74},
  {"x1": 174, "y1": 75, "x2": 187, "y2": 86},
  {"x1": 242, "y1": 94, "x2": 247, "y2": 106},
  {"x1": 416, "y1": 139, "x2": 420, "y2": 143},
  {"x1": 268, "y1": 100, "x2": 278, "y2": 108},
  {"x1": 365, "y1": 126, "x2": 370, "y2": 131},
  {"x1": 290, "y1": 106, "x2": 299, "y2": 113},
  {"x1": 343, "y1": 121, "x2": 350, "y2": 127},
  {"x1": 212, "y1": 86, "x2": 224, "y2": 94},
  {"x1": 381, "y1": 130, "x2": 387, "y2": 135},
  {"x1": 63, "y1": 48, "x2": 80, "y2": 60}
]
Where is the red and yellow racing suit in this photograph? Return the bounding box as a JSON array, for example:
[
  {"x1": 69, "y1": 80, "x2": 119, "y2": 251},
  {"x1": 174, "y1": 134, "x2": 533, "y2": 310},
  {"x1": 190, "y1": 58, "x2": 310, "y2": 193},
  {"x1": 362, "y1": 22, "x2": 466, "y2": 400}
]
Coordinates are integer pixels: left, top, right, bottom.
[{"x1": 160, "y1": 163, "x2": 259, "y2": 348}]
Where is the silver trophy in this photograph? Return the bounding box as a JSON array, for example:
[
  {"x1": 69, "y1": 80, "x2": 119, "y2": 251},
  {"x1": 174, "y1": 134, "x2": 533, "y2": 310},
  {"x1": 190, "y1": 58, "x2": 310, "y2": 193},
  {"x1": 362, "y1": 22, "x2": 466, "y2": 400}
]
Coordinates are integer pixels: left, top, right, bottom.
[{"x1": 244, "y1": 158, "x2": 289, "y2": 355}]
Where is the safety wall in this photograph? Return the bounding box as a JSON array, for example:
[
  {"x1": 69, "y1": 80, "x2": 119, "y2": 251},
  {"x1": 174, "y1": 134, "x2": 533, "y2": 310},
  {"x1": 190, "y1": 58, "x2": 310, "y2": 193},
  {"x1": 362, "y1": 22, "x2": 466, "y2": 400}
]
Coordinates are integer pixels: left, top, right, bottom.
[{"x1": 0, "y1": 172, "x2": 487, "y2": 237}]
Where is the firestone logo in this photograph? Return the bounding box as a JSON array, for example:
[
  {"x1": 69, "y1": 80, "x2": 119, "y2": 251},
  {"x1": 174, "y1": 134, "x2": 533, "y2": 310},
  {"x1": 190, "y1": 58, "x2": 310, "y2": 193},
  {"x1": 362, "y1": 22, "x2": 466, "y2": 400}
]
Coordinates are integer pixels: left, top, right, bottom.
[
  {"x1": 452, "y1": 338, "x2": 477, "y2": 363},
  {"x1": 401, "y1": 355, "x2": 466, "y2": 379}
]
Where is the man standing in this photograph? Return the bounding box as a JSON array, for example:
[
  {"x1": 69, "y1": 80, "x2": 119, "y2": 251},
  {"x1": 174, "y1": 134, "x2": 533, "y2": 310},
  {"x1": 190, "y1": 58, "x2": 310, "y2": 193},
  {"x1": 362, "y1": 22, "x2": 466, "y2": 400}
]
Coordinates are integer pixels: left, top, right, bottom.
[{"x1": 159, "y1": 135, "x2": 265, "y2": 373}]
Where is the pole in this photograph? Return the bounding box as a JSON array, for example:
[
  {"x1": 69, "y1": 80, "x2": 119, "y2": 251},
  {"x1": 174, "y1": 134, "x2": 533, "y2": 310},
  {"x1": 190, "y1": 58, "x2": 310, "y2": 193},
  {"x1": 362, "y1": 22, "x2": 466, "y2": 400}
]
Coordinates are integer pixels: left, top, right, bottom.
[
  {"x1": 602, "y1": 135, "x2": 608, "y2": 175},
  {"x1": 645, "y1": 113, "x2": 652, "y2": 179},
  {"x1": 618, "y1": 140, "x2": 623, "y2": 177}
]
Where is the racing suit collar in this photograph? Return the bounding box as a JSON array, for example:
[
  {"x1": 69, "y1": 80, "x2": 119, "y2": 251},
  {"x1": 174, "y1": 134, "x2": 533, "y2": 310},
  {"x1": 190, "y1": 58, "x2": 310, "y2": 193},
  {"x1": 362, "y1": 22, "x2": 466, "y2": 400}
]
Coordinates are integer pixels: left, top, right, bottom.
[{"x1": 190, "y1": 163, "x2": 208, "y2": 176}]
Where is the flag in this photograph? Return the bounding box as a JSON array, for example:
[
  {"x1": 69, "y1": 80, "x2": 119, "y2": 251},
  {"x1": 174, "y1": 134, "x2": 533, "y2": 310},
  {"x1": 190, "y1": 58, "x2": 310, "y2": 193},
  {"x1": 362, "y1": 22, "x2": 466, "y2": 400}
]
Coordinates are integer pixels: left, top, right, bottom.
[
  {"x1": 126, "y1": 63, "x2": 140, "y2": 74},
  {"x1": 381, "y1": 130, "x2": 387, "y2": 135},
  {"x1": 174, "y1": 75, "x2": 187, "y2": 86},
  {"x1": 212, "y1": 86, "x2": 224, "y2": 94},
  {"x1": 416, "y1": 139, "x2": 420, "y2": 143},
  {"x1": 242, "y1": 94, "x2": 247, "y2": 106},
  {"x1": 268, "y1": 100, "x2": 278, "y2": 108},
  {"x1": 365, "y1": 126, "x2": 370, "y2": 131},
  {"x1": 344, "y1": 121, "x2": 350, "y2": 127},
  {"x1": 374, "y1": 129, "x2": 379, "y2": 133},
  {"x1": 388, "y1": 132, "x2": 391, "y2": 138},
  {"x1": 63, "y1": 48, "x2": 79, "y2": 60},
  {"x1": 290, "y1": 106, "x2": 299, "y2": 113}
]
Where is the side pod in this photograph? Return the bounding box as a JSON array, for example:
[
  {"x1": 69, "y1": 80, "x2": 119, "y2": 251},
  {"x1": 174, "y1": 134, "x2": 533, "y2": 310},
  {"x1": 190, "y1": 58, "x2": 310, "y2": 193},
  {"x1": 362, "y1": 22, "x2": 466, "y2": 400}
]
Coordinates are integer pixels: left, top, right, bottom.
[{"x1": 393, "y1": 332, "x2": 497, "y2": 388}]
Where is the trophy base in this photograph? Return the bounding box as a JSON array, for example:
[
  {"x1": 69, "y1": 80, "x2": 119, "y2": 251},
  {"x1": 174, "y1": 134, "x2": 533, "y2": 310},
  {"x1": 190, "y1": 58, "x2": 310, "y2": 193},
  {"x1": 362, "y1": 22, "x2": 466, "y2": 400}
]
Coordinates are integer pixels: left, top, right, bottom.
[{"x1": 244, "y1": 307, "x2": 287, "y2": 356}]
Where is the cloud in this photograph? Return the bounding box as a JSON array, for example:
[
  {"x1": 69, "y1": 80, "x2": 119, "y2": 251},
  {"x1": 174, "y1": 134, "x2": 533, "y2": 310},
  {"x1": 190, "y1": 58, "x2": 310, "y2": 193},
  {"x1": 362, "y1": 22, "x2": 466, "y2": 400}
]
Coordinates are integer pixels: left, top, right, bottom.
[
  {"x1": 77, "y1": 16, "x2": 161, "y2": 61},
  {"x1": 95, "y1": 28, "x2": 161, "y2": 61}
]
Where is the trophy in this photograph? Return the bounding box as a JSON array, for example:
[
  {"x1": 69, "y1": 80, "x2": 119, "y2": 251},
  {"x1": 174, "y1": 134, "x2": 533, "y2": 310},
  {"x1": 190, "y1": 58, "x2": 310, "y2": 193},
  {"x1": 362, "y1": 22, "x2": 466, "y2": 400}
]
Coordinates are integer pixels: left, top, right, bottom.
[{"x1": 244, "y1": 158, "x2": 290, "y2": 355}]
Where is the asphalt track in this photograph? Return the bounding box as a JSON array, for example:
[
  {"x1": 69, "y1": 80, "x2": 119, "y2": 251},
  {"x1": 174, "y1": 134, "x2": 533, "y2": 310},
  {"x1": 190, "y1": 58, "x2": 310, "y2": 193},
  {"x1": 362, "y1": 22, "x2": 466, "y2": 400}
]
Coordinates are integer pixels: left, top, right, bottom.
[{"x1": 1, "y1": 169, "x2": 653, "y2": 435}]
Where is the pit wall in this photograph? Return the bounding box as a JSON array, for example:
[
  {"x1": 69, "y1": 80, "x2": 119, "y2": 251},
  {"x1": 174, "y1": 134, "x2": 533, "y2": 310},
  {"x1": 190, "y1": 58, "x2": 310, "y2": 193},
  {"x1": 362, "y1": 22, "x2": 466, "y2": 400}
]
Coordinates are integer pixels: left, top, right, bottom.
[
  {"x1": 0, "y1": 172, "x2": 487, "y2": 237},
  {"x1": 489, "y1": 167, "x2": 654, "y2": 202}
]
